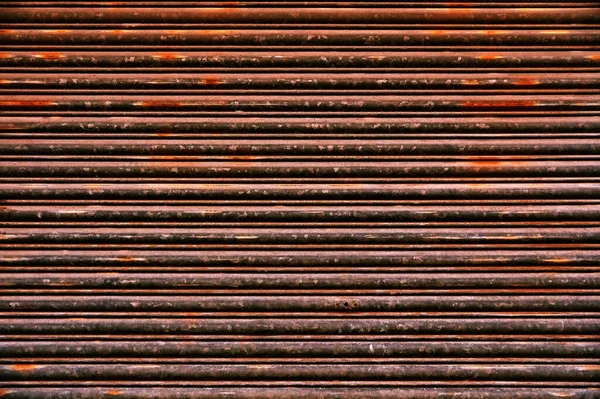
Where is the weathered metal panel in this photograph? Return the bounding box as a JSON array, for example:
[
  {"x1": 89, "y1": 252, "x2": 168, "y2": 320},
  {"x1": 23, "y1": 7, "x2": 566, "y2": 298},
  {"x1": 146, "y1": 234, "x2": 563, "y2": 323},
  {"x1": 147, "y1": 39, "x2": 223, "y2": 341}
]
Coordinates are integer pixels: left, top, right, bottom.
[{"x1": 0, "y1": 1, "x2": 599, "y2": 398}]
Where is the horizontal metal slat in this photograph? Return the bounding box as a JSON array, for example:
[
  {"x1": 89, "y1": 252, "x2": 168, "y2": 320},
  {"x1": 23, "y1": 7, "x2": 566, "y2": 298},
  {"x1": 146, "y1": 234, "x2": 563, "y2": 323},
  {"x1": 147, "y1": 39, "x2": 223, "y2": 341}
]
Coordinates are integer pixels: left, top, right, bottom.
[
  {"x1": 2, "y1": 51, "x2": 598, "y2": 69},
  {"x1": 3, "y1": 29, "x2": 599, "y2": 47},
  {"x1": 1, "y1": 72, "x2": 599, "y2": 91},
  {"x1": 3, "y1": 7, "x2": 600, "y2": 24}
]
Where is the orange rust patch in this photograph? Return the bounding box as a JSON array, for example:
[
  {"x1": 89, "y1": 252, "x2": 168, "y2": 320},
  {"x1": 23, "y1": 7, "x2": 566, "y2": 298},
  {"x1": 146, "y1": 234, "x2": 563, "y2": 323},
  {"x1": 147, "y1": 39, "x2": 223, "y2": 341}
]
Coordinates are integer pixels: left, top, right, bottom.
[
  {"x1": 0, "y1": 389, "x2": 9, "y2": 396},
  {"x1": 540, "y1": 30, "x2": 570, "y2": 35},
  {"x1": 428, "y1": 30, "x2": 448, "y2": 36},
  {"x1": 476, "y1": 54, "x2": 505, "y2": 60},
  {"x1": 9, "y1": 364, "x2": 40, "y2": 371},
  {"x1": 118, "y1": 256, "x2": 136, "y2": 262},
  {"x1": 586, "y1": 55, "x2": 600, "y2": 60},
  {"x1": 42, "y1": 30, "x2": 71, "y2": 34},
  {"x1": 202, "y1": 76, "x2": 222, "y2": 86},
  {"x1": 155, "y1": 133, "x2": 173, "y2": 137},
  {"x1": 480, "y1": 30, "x2": 503, "y2": 35},
  {"x1": 199, "y1": 30, "x2": 233, "y2": 35},
  {"x1": 34, "y1": 53, "x2": 65, "y2": 59},
  {"x1": 0, "y1": 53, "x2": 14, "y2": 59},
  {"x1": 461, "y1": 100, "x2": 538, "y2": 108},
  {"x1": 107, "y1": 390, "x2": 123, "y2": 396},
  {"x1": 154, "y1": 53, "x2": 186, "y2": 60},
  {"x1": 461, "y1": 79, "x2": 480, "y2": 85},
  {"x1": 512, "y1": 77, "x2": 540, "y2": 86},
  {"x1": 545, "y1": 258, "x2": 571, "y2": 263}
]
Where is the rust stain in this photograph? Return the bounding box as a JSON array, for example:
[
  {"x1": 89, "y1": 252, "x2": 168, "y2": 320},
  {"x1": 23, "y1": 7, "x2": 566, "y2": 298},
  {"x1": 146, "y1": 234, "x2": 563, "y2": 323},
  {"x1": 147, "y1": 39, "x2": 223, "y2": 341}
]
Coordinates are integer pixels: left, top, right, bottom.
[
  {"x1": 428, "y1": 30, "x2": 448, "y2": 36},
  {"x1": 33, "y1": 53, "x2": 65, "y2": 59},
  {"x1": 586, "y1": 55, "x2": 600, "y2": 60},
  {"x1": 9, "y1": 364, "x2": 40, "y2": 371},
  {"x1": 582, "y1": 365, "x2": 600, "y2": 371},
  {"x1": 540, "y1": 30, "x2": 570, "y2": 35},
  {"x1": 153, "y1": 53, "x2": 187, "y2": 60},
  {"x1": 202, "y1": 76, "x2": 222, "y2": 86},
  {"x1": 512, "y1": 77, "x2": 540, "y2": 86},
  {"x1": 0, "y1": 53, "x2": 14, "y2": 59},
  {"x1": 476, "y1": 54, "x2": 505, "y2": 60},
  {"x1": 42, "y1": 30, "x2": 71, "y2": 34},
  {"x1": 480, "y1": 30, "x2": 504, "y2": 35},
  {"x1": 107, "y1": 390, "x2": 123, "y2": 396},
  {"x1": 545, "y1": 258, "x2": 571, "y2": 263},
  {"x1": 0, "y1": 389, "x2": 9, "y2": 396}
]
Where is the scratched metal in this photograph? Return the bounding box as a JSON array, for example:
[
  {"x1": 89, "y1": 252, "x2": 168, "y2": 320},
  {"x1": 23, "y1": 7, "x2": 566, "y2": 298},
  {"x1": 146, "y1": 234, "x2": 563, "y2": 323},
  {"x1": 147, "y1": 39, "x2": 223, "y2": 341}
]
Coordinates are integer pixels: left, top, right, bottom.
[{"x1": 0, "y1": 2, "x2": 600, "y2": 399}]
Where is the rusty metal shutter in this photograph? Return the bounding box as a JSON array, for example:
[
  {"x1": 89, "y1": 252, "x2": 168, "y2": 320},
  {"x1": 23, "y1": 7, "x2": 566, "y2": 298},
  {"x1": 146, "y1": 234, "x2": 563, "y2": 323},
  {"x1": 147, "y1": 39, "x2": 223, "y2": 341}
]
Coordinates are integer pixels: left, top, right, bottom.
[{"x1": 1, "y1": 1, "x2": 600, "y2": 398}]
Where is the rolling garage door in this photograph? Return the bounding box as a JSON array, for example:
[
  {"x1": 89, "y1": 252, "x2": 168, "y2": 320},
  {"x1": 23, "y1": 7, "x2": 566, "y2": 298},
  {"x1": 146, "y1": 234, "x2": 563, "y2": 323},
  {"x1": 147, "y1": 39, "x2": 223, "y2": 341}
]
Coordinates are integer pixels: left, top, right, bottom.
[{"x1": 0, "y1": 1, "x2": 600, "y2": 398}]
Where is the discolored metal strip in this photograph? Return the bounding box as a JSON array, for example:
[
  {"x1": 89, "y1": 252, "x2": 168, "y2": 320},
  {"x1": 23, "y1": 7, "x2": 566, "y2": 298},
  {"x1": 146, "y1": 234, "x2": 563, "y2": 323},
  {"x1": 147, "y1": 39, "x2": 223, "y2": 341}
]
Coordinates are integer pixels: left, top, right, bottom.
[
  {"x1": 1, "y1": 72, "x2": 599, "y2": 91},
  {"x1": 3, "y1": 29, "x2": 600, "y2": 47},
  {"x1": 2, "y1": 51, "x2": 599, "y2": 69},
  {"x1": 0, "y1": 388, "x2": 599, "y2": 399},
  {"x1": 1, "y1": 317, "x2": 598, "y2": 335},
  {"x1": 2, "y1": 182, "x2": 600, "y2": 200},
  {"x1": 1, "y1": 295, "x2": 599, "y2": 312},
  {"x1": 4, "y1": 204, "x2": 600, "y2": 223},
  {"x1": 2, "y1": 94, "x2": 600, "y2": 113},
  {"x1": 2, "y1": 272, "x2": 598, "y2": 289},
  {"x1": 1, "y1": 363, "x2": 599, "y2": 382},
  {"x1": 3, "y1": 139, "x2": 600, "y2": 156},
  {"x1": 2, "y1": 7, "x2": 599, "y2": 24},
  {"x1": 2, "y1": 340, "x2": 599, "y2": 358},
  {"x1": 3, "y1": 116, "x2": 599, "y2": 134},
  {"x1": 4, "y1": 226, "x2": 600, "y2": 246}
]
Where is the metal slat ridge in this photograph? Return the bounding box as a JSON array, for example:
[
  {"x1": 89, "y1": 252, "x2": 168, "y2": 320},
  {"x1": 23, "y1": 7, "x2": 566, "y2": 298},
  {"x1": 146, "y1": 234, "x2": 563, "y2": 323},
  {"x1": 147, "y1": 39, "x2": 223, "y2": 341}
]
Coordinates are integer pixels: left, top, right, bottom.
[{"x1": 0, "y1": 1, "x2": 599, "y2": 398}]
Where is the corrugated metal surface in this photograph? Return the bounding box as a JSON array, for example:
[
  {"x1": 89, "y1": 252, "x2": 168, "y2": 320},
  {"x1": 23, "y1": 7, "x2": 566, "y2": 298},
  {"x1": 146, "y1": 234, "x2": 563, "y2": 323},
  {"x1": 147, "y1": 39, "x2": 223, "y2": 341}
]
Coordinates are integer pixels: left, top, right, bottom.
[{"x1": 1, "y1": 1, "x2": 600, "y2": 398}]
